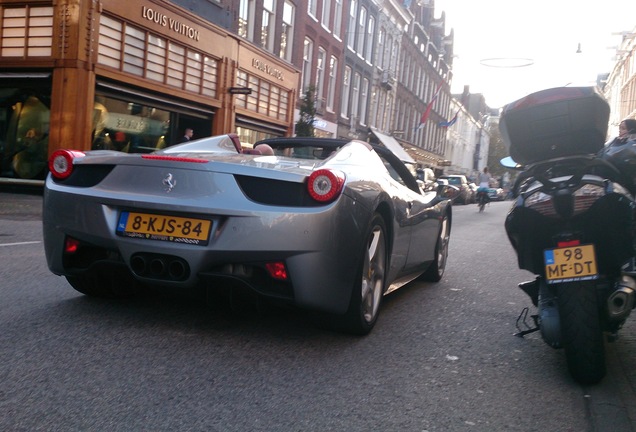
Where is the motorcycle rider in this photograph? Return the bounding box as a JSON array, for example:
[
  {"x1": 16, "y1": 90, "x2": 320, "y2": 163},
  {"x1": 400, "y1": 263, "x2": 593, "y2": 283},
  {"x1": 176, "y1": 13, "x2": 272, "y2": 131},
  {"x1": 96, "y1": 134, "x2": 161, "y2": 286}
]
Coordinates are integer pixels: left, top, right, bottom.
[{"x1": 476, "y1": 166, "x2": 492, "y2": 204}]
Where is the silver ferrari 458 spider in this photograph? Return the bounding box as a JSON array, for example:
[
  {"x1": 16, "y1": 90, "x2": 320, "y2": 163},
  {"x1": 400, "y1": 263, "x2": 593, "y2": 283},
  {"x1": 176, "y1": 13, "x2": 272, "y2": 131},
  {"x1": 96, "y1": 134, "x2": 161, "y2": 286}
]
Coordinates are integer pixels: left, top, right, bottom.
[{"x1": 43, "y1": 134, "x2": 453, "y2": 334}]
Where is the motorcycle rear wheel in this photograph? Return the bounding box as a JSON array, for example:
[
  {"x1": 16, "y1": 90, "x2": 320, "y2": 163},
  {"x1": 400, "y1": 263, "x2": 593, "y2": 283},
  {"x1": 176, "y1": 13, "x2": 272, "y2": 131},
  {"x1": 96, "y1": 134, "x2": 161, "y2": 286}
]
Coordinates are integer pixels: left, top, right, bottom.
[{"x1": 556, "y1": 281, "x2": 606, "y2": 384}]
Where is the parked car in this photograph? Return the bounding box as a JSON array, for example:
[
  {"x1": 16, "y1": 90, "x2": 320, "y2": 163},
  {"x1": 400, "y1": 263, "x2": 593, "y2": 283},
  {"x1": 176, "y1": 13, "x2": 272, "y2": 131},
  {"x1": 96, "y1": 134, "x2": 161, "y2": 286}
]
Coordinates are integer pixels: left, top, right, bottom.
[
  {"x1": 43, "y1": 134, "x2": 454, "y2": 335},
  {"x1": 487, "y1": 187, "x2": 505, "y2": 201},
  {"x1": 467, "y1": 182, "x2": 478, "y2": 203},
  {"x1": 438, "y1": 174, "x2": 472, "y2": 204}
]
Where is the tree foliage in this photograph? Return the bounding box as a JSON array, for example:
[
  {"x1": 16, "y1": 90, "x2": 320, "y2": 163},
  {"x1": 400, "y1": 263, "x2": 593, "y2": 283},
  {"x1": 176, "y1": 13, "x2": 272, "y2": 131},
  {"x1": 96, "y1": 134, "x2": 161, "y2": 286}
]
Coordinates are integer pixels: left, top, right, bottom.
[
  {"x1": 486, "y1": 122, "x2": 508, "y2": 177},
  {"x1": 295, "y1": 86, "x2": 316, "y2": 137}
]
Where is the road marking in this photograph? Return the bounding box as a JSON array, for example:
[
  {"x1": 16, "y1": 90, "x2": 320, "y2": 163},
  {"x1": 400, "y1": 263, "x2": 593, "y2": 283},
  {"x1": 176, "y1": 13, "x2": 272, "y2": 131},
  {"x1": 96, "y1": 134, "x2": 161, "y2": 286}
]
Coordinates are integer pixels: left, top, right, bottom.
[{"x1": 0, "y1": 241, "x2": 41, "y2": 247}]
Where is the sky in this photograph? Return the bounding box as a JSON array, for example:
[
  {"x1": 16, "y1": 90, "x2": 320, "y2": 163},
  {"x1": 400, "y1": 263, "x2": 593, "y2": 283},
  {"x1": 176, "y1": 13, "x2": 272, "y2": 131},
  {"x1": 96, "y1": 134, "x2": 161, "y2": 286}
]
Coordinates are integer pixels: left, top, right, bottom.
[{"x1": 433, "y1": 0, "x2": 636, "y2": 108}]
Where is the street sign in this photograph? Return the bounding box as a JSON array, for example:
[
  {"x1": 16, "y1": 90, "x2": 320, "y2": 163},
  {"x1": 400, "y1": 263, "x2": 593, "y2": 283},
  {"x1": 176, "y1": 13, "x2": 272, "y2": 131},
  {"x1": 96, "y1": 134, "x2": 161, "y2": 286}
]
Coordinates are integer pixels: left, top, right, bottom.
[{"x1": 228, "y1": 87, "x2": 252, "y2": 95}]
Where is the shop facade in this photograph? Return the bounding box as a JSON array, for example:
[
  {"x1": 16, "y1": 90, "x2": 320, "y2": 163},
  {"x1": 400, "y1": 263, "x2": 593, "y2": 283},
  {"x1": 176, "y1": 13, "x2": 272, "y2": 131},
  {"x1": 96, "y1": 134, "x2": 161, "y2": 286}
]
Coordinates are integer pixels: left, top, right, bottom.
[{"x1": 0, "y1": 0, "x2": 299, "y2": 183}]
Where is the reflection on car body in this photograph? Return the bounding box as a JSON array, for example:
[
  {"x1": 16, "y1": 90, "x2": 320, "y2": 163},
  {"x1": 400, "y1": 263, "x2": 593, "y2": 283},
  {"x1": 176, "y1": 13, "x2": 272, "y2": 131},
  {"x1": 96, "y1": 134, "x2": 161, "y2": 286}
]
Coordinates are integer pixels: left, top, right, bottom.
[{"x1": 438, "y1": 174, "x2": 471, "y2": 204}]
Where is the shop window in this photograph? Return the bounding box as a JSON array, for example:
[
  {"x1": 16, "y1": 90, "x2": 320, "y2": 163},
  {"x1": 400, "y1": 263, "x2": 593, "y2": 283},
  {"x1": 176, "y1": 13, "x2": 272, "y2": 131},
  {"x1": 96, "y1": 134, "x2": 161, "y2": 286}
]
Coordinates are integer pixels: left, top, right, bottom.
[
  {"x1": 97, "y1": 14, "x2": 218, "y2": 99},
  {"x1": 234, "y1": 70, "x2": 290, "y2": 122},
  {"x1": 1, "y1": 6, "x2": 53, "y2": 58},
  {"x1": 123, "y1": 26, "x2": 146, "y2": 76},
  {"x1": 167, "y1": 43, "x2": 185, "y2": 87},
  {"x1": 92, "y1": 95, "x2": 170, "y2": 153},
  {"x1": 0, "y1": 85, "x2": 51, "y2": 180},
  {"x1": 147, "y1": 35, "x2": 167, "y2": 82},
  {"x1": 185, "y1": 51, "x2": 202, "y2": 93}
]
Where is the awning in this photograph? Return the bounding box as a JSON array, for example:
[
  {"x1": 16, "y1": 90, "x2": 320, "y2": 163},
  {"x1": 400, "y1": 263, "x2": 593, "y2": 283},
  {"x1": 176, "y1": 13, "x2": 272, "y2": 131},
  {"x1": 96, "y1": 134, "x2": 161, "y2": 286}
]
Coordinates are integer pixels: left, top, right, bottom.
[{"x1": 370, "y1": 128, "x2": 415, "y2": 163}]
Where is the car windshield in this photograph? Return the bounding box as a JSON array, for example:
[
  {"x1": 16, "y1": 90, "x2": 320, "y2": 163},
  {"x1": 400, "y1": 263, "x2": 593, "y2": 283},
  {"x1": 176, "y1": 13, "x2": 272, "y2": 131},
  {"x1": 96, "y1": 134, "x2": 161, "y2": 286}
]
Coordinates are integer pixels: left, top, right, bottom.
[{"x1": 444, "y1": 177, "x2": 462, "y2": 186}]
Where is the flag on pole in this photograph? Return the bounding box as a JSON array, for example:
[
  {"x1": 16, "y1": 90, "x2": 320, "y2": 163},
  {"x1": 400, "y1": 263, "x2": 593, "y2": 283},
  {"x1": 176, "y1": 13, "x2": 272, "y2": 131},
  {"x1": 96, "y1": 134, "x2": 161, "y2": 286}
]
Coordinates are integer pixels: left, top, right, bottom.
[
  {"x1": 417, "y1": 81, "x2": 444, "y2": 130},
  {"x1": 438, "y1": 110, "x2": 459, "y2": 128}
]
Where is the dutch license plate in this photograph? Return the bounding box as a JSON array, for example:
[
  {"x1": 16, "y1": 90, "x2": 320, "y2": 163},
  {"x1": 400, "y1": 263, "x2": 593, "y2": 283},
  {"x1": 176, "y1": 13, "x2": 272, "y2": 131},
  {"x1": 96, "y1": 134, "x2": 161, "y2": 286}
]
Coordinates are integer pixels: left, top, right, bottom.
[
  {"x1": 116, "y1": 211, "x2": 212, "y2": 246},
  {"x1": 544, "y1": 244, "x2": 598, "y2": 284}
]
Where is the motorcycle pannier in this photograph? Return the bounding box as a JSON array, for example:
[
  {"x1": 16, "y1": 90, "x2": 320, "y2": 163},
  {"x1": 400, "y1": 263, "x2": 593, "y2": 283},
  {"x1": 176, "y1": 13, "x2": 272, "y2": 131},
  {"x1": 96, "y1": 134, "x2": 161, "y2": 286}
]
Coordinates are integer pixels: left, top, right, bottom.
[{"x1": 499, "y1": 87, "x2": 610, "y2": 165}]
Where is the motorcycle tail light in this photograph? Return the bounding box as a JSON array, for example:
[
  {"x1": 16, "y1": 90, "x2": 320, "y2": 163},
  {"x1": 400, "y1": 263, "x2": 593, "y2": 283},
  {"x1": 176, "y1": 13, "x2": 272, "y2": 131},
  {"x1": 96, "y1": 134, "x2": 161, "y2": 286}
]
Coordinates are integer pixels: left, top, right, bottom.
[
  {"x1": 525, "y1": 183, "x2": 605, "y2": 218},
  {"x1": 525, "y1": 191, "x2": 556, "y2": 217},
  {"x1": 572, "y1": 184, "x2": 605, "y2": 216}
]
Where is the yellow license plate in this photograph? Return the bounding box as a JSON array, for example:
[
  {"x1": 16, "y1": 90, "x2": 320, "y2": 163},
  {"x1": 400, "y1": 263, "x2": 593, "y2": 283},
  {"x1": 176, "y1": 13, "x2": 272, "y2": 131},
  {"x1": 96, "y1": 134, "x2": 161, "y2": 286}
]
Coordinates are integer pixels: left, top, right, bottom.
[
  {"x1": 116, "y1": 211, "x2": 212, "y2": 246},
  {"x1": 544, "y1": 244, "x2": 598, "y2": 284}
]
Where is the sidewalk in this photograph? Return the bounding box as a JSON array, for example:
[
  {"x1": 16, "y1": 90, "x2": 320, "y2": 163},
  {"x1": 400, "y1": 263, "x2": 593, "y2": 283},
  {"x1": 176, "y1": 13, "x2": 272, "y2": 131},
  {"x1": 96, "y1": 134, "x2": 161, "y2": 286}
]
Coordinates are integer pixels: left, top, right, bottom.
[{"x1": 0, "y1": 191, "x2": 43, "y2": 220}]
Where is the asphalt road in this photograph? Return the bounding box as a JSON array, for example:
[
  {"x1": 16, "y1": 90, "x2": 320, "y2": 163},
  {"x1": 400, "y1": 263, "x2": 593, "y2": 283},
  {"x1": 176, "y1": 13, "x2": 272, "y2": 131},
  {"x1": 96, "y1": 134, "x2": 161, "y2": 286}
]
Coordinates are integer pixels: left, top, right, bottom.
[{"x1": 2, "y1": 192, "x2": 636, "y2": 431}]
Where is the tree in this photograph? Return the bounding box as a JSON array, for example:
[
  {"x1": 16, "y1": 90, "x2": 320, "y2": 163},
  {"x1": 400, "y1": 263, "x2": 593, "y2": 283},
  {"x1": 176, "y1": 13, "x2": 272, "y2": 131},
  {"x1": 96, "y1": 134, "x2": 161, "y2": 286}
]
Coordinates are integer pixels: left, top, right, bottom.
[
  {"x1": 486, "y1": 122, "x2": 507, "y2": 177},
  {"x1": 487, "y1": 121, "x2": 518, "y2": 189},
  {"x1": 295, "y1": 86, "x2": 316, "y2": 137}
]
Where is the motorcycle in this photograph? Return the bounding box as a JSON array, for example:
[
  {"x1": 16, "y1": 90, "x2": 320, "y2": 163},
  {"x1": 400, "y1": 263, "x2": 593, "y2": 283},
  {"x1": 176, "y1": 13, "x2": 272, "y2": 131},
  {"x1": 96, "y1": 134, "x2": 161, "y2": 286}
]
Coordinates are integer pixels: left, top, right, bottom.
[{"x1": 500, "y1": 86, "x2": 636, "y2": 384}]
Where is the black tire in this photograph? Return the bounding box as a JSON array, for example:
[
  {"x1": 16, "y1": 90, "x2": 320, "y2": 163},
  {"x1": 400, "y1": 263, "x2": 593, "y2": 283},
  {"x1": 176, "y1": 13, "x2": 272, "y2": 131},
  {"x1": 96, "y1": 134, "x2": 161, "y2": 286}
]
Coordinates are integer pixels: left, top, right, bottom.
[
  {"x1": 66, "y1": 270, "x2": 139, "y2": 298},
  {"x1": 419, "y1": 212, "x2": 450, "y2": 282},
  {"x1": 478, "y1": 194, "x2": 487, "y2": 212},
  {"x1": 556, "y1": 281, "x2": 606, "y2": 384},
  {"x1": 338, "y1": 214, "x2": 388, "y2": 335}
]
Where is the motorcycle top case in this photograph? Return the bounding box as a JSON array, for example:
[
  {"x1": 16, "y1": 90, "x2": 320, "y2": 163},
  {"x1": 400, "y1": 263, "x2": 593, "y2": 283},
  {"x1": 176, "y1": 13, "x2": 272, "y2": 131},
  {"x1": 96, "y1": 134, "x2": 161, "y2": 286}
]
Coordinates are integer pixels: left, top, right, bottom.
[{"x1": 499, "y1": 86, "x2": 610, "y2": 165}]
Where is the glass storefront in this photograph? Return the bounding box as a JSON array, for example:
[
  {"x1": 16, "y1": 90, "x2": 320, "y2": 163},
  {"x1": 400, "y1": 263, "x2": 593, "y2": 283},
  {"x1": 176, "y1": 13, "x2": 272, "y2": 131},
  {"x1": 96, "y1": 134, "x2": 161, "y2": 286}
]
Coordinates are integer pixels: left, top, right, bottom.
[
  {"x1": 0, "y1": 77, "x2": 51, "y2": 180},
  {"x1": 235, "y1": 125, "x2": 278, "y2": 147},
  {"x1": 92, "y1": 96, "x2": 171, "y2": 153}
]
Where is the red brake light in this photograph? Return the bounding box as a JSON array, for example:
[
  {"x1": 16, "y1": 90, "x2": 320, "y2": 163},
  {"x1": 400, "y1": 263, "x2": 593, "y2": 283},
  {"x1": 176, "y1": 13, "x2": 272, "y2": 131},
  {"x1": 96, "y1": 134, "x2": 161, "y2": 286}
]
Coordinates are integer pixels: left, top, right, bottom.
[
  {"x1": 558, "y1": 240, "x2": 580, "y2": 248},
  {"x1": 49, "y1": 150, "x2": 85, "y2": 180},
  {"x1": 265, "y1": 262, "x2": 288, "y2": 280},
  {"x1": 64, "y1": 236, "x2": 80, "y2": 254},
  {"x1": 307, "y1": 169, "x2": 345, "y2": 203}
]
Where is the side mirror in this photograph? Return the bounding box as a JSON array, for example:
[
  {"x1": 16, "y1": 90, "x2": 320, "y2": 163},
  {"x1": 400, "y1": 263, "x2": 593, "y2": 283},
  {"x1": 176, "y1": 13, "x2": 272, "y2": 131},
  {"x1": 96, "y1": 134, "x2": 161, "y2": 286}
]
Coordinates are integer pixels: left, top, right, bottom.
[{"x1": 436, "y1": 183, "x2": 459, "y2": 200}]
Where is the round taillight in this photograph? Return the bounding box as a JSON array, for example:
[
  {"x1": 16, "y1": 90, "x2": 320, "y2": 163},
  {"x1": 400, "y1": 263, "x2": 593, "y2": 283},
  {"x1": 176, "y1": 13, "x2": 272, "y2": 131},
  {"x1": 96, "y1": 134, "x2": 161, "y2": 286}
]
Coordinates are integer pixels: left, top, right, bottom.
[
  {"x1": 49, "y1": 150, "x2": 85, "y2": 180},
  {"x1": 307, "y1": 169, "x2": 345, "y2": 203}
]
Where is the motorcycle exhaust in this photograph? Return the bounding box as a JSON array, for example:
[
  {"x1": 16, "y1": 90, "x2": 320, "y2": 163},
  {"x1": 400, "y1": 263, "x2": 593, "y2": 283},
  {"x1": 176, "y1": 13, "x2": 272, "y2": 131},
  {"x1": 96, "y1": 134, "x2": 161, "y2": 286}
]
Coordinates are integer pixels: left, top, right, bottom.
[{"x1": 607, "y1": 276, "x2": 636, "y2": 320}]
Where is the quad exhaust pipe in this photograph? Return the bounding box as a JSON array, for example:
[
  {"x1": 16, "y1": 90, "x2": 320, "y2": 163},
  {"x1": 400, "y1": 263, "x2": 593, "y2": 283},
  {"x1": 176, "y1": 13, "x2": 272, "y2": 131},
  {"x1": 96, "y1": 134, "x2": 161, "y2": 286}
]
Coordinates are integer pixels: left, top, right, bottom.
[{"x1": 130, "y1": 253, "x2": 190, "y2": 281}]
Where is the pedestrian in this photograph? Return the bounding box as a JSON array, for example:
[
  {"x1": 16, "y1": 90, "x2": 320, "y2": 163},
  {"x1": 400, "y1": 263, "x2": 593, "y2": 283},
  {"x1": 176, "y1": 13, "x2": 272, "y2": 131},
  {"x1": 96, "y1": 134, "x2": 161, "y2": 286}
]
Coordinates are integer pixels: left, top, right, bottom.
[
  {"x1": 178, "y1": 128, "x2": 193, "y2": 143},
  {"x1": 608, "y1": 118, "x2": 636, "y2": 147}
]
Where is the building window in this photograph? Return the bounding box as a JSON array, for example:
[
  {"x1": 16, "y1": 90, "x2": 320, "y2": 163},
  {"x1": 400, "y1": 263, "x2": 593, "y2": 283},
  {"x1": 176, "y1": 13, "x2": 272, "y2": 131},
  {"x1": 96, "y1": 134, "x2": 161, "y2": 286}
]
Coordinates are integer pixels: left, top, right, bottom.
[
  {"x1": 0, "y1": 6, "x2": 53, "y2": 57},
  {"x1": 341, "y1": 66, "x2": 351, "y2": 118},
  {"x1": 360, "y1": 78, "x2": 369, "y2": 126},
  {"x1": 280, "y1": 1, "x2": 294, "y2": 61},
  {"x1": 261, "y1": 0, "x2": 276, "y2": 51},
  {"x1": 308, "y1": 0, "x2": 317, "y2": 19},
  {"x1": 384, "y1": 35, "x2": 393, "y2": 70},
  {"x1": 333, "y1": 0, "x2": 343, "y2": 40},
  {"x1": 235, "y1": 70, "x2": 290, "y2": 122},
  {"x1": 321, "y1": 0, "x2": 331, "y2": 29},
  {"x1": 238, "y1": 0, "x2": 254, "y2": 41},
  {"x1": 315, "y1": 47, "x2": 326, "y2": 108},
  {"x1": 326, "y1": 56, "x2": 337, "y2": 112},
  {"x1": 347, "y1": 0, "x2": 357, "y2": 50},
  {"x1": 98, "y1": 15, "x2": 219, "y2": 99},
  {"x1": 365, "y1": 16, "x2": 375, "y2": 62},
  {"x1": 377, "y1": 28, "x2": 385, "y2": 71},
  {"x1": 356, "y1": 7, "x2": 366, "y2": 56},
  {"x1": 351, "y1": 72, "x2": 360, "y2": 121},
  {"x1": 301, "y1": 37, "x2": 313, "y2": 92}
]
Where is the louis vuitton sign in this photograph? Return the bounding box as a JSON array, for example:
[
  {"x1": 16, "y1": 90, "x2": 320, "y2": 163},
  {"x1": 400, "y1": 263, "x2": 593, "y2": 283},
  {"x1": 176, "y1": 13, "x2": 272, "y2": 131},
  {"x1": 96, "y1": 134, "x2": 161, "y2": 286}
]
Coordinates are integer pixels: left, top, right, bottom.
[
  {"x1": 141, "y1": 6, "x2": 200, "y2": 41},
  {"x1": 252, "y1": 58, "x2": 284, "y2": 81}
]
